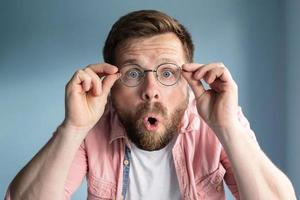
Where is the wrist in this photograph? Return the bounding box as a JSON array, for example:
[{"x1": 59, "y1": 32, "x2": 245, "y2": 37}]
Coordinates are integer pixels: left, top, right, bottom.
[
  {"x1": 212, "y1": 122, "x2": 245, "y2": 144},
  {"x1": 56, "y1": 123, "x2": 90, "y2": 143}
]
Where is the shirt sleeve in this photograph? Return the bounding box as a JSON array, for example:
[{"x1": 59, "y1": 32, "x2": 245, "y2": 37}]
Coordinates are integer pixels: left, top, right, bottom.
[
  {"x1": 63, "y1": 140, "x2": 88, "y2": 199},
  {"x1": 4, "y1": 139, "x2": 88, "y2": 200},
  {"x1": 220, "y1": 106, "x2": 259, "y2": 200}
]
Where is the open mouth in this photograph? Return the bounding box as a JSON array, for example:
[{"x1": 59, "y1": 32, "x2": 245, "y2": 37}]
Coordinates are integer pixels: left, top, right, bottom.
[
  {"x1": 143, "y1": 115, "x2": 160, "y2": 131},
  {"x1": 148, "y1": 117, "x2": 157, "y2": 125}
]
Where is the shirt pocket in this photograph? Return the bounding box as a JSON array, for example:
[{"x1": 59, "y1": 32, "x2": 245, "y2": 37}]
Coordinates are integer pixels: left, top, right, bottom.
[
  {"x1": 88, "y1": 174, "x2": 117, "y2": 200},
  {"x1": 195, "y1": 164, "x2": 226, "y2": 200}
]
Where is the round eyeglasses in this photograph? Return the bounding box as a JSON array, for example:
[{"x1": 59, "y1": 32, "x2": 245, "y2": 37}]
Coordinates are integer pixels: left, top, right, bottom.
[{"x1": 119, "y1": 63, "x2": 182, "y2": 87}]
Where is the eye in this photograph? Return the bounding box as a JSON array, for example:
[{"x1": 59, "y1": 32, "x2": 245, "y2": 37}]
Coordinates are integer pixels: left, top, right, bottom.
[
  {"x1": 126, "y1": 68, "x2": 142, "y2": 79},
  {"x1": 161, "y1": 68, "x2": 175, "y2": 78}
]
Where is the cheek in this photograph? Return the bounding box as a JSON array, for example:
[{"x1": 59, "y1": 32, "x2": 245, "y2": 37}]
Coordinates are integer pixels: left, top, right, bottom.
[
  {"x1": 111, "y1": 84, "x2": 139, "y2": 108},
  {"x1": 172, "y1": 81, "x2": 188, "y2": 99},
  {"x1": 165, "y1": 85, "x2": 188, "y2": 110}
]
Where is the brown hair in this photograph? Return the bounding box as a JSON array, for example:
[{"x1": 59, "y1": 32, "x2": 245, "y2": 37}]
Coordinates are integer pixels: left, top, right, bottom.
[{"x1": 103, "y1": 10, "x2": 194, "y2": 64}]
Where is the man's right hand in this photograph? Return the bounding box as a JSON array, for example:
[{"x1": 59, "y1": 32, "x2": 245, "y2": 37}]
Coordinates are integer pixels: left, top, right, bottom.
[
  {"x1": 61, "y1": 63, "x2": 120, "y2": 136},
  {"x1": 7, "y1": 64, "x2": 120, "y2": 200}
]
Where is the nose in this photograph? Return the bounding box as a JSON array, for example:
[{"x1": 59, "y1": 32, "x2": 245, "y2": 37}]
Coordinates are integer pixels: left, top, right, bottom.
[{"x1": 141, "y1": 72, "x2": 160, "y2": 102}]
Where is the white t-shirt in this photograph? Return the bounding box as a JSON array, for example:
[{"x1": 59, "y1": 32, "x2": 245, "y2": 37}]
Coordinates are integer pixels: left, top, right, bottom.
[{"x1": 126, "y1": 139, "x2": 181, "y2": 200}]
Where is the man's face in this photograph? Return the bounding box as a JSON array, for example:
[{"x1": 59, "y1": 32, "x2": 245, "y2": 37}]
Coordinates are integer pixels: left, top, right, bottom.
[{"x1": 111, "y1": 33, "x2": 189, "y2": 151}]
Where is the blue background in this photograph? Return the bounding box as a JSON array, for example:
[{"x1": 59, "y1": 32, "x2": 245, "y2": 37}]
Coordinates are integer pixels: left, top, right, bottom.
[{"x1": 0, "y1": 0, "x2": 299, "y2": 199}]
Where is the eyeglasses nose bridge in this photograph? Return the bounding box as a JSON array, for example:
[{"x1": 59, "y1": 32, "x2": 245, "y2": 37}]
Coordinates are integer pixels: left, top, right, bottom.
[
  {"x1": 142, "y1": 69, "x2": 157, "y2": 77},
  {"x1": 143, "y1": 69, "x2": 156, "y2": 73}
]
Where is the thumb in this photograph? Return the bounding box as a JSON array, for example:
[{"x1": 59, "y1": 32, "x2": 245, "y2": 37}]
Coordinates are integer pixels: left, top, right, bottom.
[
  {"x1": 101, "y1": 73, "x2": 120, "y2": 96},
  {"x1": 182, "y1": 71, "x2": 206, "y2": 98}
]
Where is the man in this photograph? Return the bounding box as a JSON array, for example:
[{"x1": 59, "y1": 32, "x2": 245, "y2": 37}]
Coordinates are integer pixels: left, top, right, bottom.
[{"x1": 5, "y1": 10, "x2": 296, "y2": 200}]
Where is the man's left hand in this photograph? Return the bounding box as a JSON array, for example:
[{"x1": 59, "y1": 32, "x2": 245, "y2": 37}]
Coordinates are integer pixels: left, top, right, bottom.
[{"x1": 182, "y1": 62, "x2": 240, "y2": 134}]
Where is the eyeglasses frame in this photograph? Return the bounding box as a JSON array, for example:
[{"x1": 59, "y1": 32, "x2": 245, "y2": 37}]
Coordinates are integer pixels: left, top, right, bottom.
[{"x1": 118, "y1": 62, "x2": 182, "y2": 87}]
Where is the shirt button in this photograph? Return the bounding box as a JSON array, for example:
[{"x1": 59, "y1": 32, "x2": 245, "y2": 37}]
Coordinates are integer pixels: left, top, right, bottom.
[
  {"x1": 213, "y1": 175, "x2": 222, "y2": 184},
  {"x1": 216, "y1": 184, "x2": 223, "y2": 192},
  {"x1": 123, "y1": 159, "x2": 129, "y2": 166}
]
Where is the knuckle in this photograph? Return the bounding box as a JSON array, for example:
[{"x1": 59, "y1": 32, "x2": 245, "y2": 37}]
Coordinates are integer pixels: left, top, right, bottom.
[
  {"x1": 83, "y1": 67, "x2": 90, "y2": 72},
  {"x1": 84, "y1": 66, "x2": 94, "y2": 73},
  {"x1": 75, "y1": 69, "x2": 84, "y2": 76},
  {"x1": 215, "y1": 62, "x2": 226, "y2": 70},
  {"x1": 231, "y1": 82, "x2": 238, "y2": 90},
  {"x1": 218, "y1": 62, "x2": 225, "y2": 67},
  {"x1": 220, "y1": 66, "x2": 226, "y2": 71},
  {"x1": 234, "y1": 82, "x2": 238, "y2": 89},
  {"x1": 220, "y1": 66, "x2": 228, "y2": 74},
  {"x1": 65, "y1": 81, "x2": 74, "y2": 94},
  {"x1": 65, "y1": 82, "x2": 70, "y2": 91},
  {"x1": 85, "y1": 75, "x2": 92, "y2": 82},
  {"x1": 86, "y1": 64, "x2": 94, "y2": 69}
]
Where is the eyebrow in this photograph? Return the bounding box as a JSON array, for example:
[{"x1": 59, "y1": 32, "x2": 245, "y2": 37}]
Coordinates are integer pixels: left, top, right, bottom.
[
  {"x1": 159, "y1": 58, "x2": 178, "y2": 64},
  {"x1": 120, "y1": 58, "x2": 179, "y2": 67},
  {"x1": 120, "y1": 59, "x2": 139, "y2": 66}
]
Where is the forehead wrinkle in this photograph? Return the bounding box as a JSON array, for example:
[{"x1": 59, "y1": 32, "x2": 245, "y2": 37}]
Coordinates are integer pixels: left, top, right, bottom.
[
  {"x1": 118, "y1": 47, "x2": 182, "y2": 66},
  {"x1": 115, "y1": 33, "x2": 186, "y2": 66},
  {"x1": 119, "y1": 45, "x2": 179, "y2": 57}
]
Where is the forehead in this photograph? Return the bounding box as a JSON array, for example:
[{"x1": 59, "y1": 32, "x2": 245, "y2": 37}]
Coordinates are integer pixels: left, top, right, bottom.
[{"x1": 115, "y1": 33, "x2": 186, "y2": 66}]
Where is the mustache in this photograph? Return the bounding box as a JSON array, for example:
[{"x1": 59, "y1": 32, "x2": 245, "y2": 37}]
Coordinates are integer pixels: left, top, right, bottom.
[{"x1": 135, "y1": 102, "x2": 167, "y2": 118}]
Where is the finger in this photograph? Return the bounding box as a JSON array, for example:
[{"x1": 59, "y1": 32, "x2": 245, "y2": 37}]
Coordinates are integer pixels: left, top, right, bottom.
[
  {"x1": 182, "y1": 70, "x2": 206, "y2": 98},
  {"x1": 195, "y1": 63, "x2": 233, "y2": 86},
  {"x1": 84, "y1": 68, "x2": 102, "y2": 96},
  {"x1": 101, "y1": 73, "x2": 121, "y2": 96},
  {"x1": 71, "y1": 70, "x2": 92, "y2": 92},
  {"x1": 203, "y1": 67, "x2": 225, "y2": 84},
  {"x1": 209, "y1": 79, "x2": 226, "y2": 93},
  {"x1": 193, "y1": 63, "x2": 219, "y2": 80},
  {"x1": 219, "y1": 67, "x2": 233, "y2": 82},
  {"x1": 206, "y1": 67, "x2": 233, "y2": 84},
  {"x1": 86, "y1": 63, "x2": 119, "y2": 76},
  {"x1": 182, "y1": 63, "x2": 205, "y2": 72}
]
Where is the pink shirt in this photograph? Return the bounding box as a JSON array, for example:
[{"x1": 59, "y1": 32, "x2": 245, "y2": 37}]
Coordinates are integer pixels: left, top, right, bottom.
[{"x1": 5, "y1": 95, "x2": 257, "y2": 200}]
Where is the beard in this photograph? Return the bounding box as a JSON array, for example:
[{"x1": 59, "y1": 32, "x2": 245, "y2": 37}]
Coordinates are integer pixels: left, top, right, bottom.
[{"x1": 112, "y1": 98, "x2": 188, "y2": 151}]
